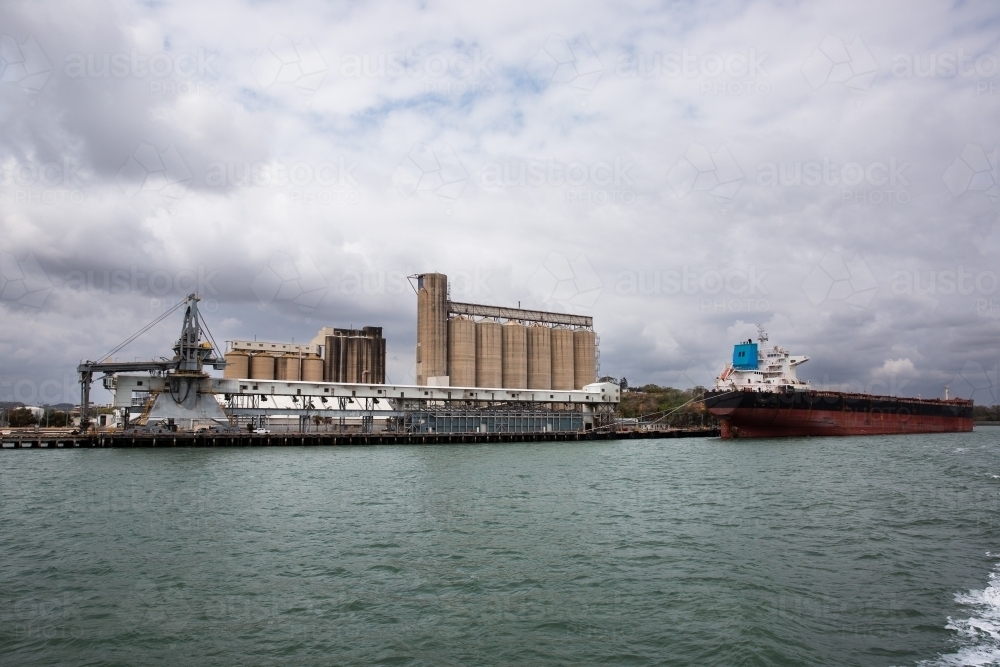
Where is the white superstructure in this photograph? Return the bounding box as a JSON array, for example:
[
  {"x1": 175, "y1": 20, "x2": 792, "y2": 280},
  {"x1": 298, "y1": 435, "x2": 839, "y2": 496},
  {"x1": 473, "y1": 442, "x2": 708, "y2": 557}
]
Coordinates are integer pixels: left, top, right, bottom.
[{"x1": 713, "y1": 327, "x2": 809, "y2": 392}]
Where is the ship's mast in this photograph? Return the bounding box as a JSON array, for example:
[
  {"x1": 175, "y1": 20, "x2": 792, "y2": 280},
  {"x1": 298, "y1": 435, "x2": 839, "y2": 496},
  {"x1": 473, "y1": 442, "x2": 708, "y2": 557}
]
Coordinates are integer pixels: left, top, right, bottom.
[{"x1": 757, "y1": 325, "x2": 768, "y2": 345}]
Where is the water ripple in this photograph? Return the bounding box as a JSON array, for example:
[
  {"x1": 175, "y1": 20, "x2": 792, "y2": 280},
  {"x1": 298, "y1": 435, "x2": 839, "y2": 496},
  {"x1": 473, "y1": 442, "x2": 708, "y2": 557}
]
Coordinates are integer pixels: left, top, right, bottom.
[{"x1": 1, "y1": 433, "x2": 998, "y2": 666}]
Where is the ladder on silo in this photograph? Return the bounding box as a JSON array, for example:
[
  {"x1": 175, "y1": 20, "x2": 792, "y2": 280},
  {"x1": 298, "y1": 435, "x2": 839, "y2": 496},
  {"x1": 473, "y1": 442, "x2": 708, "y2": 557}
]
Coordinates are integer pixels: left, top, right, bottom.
[{"x1": 595, "y1": 334, "x2": 601, "y2": 377}]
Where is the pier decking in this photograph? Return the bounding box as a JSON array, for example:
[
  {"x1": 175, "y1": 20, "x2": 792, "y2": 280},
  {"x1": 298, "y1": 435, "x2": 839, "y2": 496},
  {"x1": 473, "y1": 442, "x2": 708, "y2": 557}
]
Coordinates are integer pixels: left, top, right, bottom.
[{"x1": 1, "y1": 428, "x2": 719, "y2": 449}]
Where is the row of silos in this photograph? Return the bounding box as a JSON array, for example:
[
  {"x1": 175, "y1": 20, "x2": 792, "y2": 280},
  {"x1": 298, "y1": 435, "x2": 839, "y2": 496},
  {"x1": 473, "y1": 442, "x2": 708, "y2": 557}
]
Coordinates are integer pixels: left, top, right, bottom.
[
  {"x1": 222, "y1": 326, "x2": 385, "y2": 384},
  {"x1": 223, "y1": 351, "x2": 324, "y2": 381},
  {"x1": 447, "y1": 317, "x2": 596, "y2": 390},
  {"x1": 324, "y1": 327, "x2": 386, "y2": 384}
]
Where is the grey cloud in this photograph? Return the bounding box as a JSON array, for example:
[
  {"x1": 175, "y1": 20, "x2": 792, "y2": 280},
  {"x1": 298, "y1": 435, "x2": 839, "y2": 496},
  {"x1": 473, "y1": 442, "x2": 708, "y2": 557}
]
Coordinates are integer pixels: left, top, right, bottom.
[{"x1": 1, "y1": 0, "x2": 999, "y2": 404}]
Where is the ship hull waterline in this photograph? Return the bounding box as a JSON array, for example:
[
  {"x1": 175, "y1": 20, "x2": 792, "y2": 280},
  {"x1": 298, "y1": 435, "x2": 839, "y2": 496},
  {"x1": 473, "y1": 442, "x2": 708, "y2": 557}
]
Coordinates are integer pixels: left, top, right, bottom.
[{"x1": 705, "y1": 390, "x2": 974, "y2": 439}]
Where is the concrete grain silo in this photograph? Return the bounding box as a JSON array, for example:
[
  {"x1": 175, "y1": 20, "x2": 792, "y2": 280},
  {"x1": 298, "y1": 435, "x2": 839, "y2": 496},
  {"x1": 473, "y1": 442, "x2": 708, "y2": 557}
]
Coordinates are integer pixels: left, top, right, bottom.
[
  {"x1": 301, "y1": 355, "x2": 324, "y2": 382},
  {"x1": 573, "y1": 329, "x2": 596, "y2": 389},
  {"x1": 475, "y1": 320, "x2": 502, "y2": 388},
  {"x1": 414, "y1": 272, "x2": 597, "y2": 392},
  {"x1": 324, "y1": 328, "x2": 386, "y2": 384},
  {"x1": 276, "y1": 354, "x2": 301, "y2": 381},
  {"x1": 360, "y1": 326, "x2": 386, "y2": 384},
  {"x1": 416, "y1": 273, "x2": 448, "y2": 385},
  {"x1": 501, "y1": 321, "x2": 527, "y2": 389},
  {"x1": 345, "y1": 335, "x2": 362, "y2": 383},
  {"x1": 550, "y1": 326, "x2": 575, "y2": 391},
  {"x1": 447, "y1": 316, "x2": 476, "y2": 387},
  {"x1": 249, "y1": 354, "x2": 275, "y2": 380},
  {"x1": 223, "y1": 350, "x2": 249, "y2": 379},
  {"x1": 526, "y1": 324, "x2": 551, "y2": 390},
  {"x1": 324, "y1": 335, "x2": 344, "y2": 382}
]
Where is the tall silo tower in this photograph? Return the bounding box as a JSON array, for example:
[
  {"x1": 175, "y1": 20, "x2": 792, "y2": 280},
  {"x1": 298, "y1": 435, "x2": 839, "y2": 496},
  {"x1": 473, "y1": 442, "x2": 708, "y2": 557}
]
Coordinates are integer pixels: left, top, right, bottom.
[{"x1": 416, "y1": 273, "x2": 448, "y2": 385}]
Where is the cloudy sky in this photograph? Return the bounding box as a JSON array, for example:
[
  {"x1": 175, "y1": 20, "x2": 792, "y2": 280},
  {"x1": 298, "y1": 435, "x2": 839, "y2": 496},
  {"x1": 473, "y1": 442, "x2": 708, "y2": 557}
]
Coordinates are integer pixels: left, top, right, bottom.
[{"x1": 1, "y1": 0, "x2": 998, "y2": 406}]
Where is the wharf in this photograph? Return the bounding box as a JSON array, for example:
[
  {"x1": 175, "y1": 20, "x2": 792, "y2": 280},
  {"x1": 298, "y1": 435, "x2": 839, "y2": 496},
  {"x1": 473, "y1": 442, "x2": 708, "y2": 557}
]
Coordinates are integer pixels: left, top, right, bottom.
[{"x1": 1, "y1": 428, "x2": 719, "y2": 449}]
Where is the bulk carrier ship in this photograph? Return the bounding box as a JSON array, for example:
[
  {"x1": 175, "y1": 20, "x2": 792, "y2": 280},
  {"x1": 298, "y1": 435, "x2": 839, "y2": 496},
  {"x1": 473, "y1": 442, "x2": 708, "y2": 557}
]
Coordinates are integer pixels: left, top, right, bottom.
[{"x1": 703, "y1": 329, "x2": 974, "y2": 438}]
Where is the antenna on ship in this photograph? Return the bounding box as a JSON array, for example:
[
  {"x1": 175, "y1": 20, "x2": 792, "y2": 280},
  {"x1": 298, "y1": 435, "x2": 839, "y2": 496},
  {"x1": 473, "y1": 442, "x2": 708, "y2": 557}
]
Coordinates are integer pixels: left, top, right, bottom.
[
  {"x1": 757, "y1": 325, "x2": 768, "y2": 345},
  {"x1": 944, "y1": 384, "x2": 950, "y2": 400}
]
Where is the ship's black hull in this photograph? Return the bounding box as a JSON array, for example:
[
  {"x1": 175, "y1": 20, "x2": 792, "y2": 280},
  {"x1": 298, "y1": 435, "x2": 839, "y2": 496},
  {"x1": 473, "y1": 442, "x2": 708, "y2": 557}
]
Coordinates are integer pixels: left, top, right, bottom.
[{"x1": 704, "y1": 389, "x2": 974, "y2": 438}]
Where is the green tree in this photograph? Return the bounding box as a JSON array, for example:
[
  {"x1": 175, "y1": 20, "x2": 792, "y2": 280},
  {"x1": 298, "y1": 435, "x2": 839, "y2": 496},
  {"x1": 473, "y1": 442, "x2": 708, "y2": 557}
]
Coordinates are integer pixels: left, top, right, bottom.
[
  {"x1": 7, "y1": 408, "x2": 38, "y2": 427},
  {"x1": 41, "y1": 409, "x2": 71, "y2": 428}
]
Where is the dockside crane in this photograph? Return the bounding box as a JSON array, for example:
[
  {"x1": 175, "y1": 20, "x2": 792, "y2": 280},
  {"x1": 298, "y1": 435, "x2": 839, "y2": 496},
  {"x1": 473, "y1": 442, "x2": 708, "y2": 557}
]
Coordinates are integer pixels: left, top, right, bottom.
[{"x1": 76, "y1": 294, "x2": 225, "y2": 431}]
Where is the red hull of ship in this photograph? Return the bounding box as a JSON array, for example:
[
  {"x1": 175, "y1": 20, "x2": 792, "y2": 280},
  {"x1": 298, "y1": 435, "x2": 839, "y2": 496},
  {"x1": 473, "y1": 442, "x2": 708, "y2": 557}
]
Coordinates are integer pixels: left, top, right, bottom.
[{"x1": 716, "y1": 408, "x2": 974, "y2": 439}]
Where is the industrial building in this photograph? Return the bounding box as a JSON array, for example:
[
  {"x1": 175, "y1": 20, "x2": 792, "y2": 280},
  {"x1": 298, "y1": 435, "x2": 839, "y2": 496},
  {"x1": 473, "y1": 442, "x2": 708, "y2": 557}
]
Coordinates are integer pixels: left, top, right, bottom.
[
  {"x1": 221, "y1": 272, "x2": 599, "y2": 396},
  {"x1": 324, "y1": 327, "x2": 386, "y2": 384},
  {"x1": 80, "y1": 287, "x2": 616, "y2": 437},
  {"x1": 223, "y1": 326, "x2": 385, "y2": 384},
  {"x1": 414, "y1": 272, "x2": 597, "y2": 391}
]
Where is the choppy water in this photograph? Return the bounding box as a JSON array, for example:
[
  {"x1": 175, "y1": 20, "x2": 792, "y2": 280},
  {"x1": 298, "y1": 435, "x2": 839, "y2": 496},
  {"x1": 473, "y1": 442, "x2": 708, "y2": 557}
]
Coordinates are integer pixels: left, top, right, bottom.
[{"x1": 2, "y1": 431, "x2": 1000, "y2": 666}]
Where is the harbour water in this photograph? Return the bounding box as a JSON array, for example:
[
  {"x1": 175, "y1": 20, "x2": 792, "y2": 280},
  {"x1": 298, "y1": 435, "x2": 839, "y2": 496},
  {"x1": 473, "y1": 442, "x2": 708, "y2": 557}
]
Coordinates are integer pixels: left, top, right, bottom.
[{"x1": 2, "y1": 431, "x2": 999, "y2": 666}]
